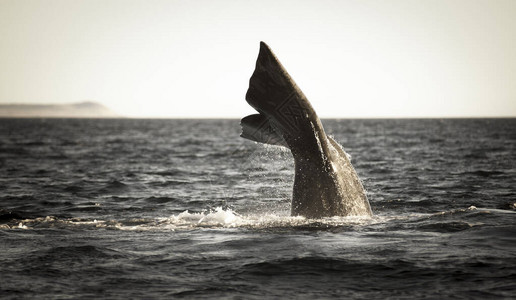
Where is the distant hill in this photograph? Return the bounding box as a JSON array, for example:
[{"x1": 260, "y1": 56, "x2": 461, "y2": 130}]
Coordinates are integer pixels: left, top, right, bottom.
[{"x1": 0, "y1": 101, "x2": 118, "y2": 118}]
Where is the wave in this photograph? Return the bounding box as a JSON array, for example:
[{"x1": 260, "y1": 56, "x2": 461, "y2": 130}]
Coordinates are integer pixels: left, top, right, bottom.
[
  {"x1": 98, "y1": 180, "x2": 130, "y2": 193},
  {"x1": 1, "y1": 207, "x2": 375, "y2": 231},
  {"x1": 3, "y1": 205, "x2": 514, "y2": 232}
]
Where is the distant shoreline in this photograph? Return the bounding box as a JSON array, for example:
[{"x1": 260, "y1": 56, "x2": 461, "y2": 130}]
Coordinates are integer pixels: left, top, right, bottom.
[{"x1": 0, "y1": 101, "x2": 118, "y2": 118}]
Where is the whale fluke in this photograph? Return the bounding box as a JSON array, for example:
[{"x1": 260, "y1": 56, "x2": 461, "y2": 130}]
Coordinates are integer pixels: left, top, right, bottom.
[
  {"x1": 241, "y1": 42, "x2": 372, "y2": 218},
  {"x1": 240, "y1": 114, "x2": 288, "y2": 148}
]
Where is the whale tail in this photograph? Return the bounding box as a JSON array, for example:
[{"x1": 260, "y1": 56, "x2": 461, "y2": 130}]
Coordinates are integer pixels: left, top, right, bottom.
[
  {"x1": 240, "y1": 42, "x2": 330, "y2": 161},
  {"x1": 240, "y1": 42, "x2": 372, "y2": 218}
]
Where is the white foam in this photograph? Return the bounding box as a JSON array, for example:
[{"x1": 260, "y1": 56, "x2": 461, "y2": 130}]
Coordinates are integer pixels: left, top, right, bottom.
[
  {"x1": 160, "y1": 207, "x2": 377, "y2": 230},
  {"x1": 170, "y1": 207, "x2": 239, "y2": 226},
  {"x1": 5, "y1": 207, "x2": 382, "y2": 231}
]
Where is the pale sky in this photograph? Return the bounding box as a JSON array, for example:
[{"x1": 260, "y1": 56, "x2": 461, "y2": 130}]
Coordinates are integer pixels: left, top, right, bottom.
[{"x1": 1, "y1": 0, "x2": 515, "y2": 118}]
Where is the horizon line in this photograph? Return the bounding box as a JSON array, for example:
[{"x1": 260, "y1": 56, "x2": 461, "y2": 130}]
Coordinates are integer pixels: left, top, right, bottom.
[{"x1": 1, "y1": 116, "x2": 515, "y2": 120}]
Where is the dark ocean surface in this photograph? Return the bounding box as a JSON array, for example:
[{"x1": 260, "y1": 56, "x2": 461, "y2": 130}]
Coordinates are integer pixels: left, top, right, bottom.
[{"x1": 1, "y1": 118, "x2": 515, "y2": 299}]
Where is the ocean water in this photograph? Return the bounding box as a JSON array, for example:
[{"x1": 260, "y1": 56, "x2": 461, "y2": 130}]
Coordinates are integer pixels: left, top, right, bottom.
[{"x1": 1, "y1": 118, "x2": 515, "y2": 299}]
